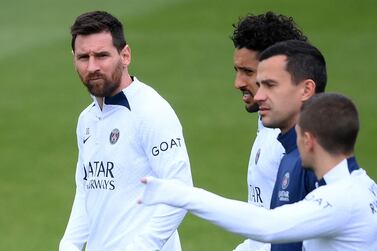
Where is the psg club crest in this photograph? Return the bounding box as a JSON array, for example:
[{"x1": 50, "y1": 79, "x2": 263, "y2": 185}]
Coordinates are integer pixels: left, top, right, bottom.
[
  {"x1": 281, "y1": 172, "x2": 290, "y2": 189},
  {"x1": 109, "y1": 128, "x2": 120, "y2": 144},
  {"x1": 255, "y1": 148, "x2": 261, "y2": 165}
]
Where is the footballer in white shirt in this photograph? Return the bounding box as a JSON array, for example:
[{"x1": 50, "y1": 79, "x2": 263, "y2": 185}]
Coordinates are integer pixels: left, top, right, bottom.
[
  {"x1": 59, "y1": 11, "x2": 192, "y2": 251},
  {"x1": 140, "y1": 93, "x2": 377, "y2": 251},
  {"x1": 231, "y1": 12, "x2": 306, "y2": 251}
]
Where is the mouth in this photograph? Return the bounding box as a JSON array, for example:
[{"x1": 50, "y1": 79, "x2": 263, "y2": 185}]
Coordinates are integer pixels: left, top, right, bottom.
[
  {"x1": 241, "y1": 90, "x2": 253, "y2": 102},
  {"x1": 88, "y1": 76, "x2": 103, "y2": 81},
  {"x1": 86, "y1": 76, "x2": 105, "y2": 85},
  {"x1": 258, "y1": 105, "x2": 270, "y2": 115},
  {"x1": 87, "y1": 72, "x2": 104, "y2": 81}
]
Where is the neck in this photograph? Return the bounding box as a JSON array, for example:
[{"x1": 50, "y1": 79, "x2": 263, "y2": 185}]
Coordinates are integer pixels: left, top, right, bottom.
[
  {"x1": 280, "y1": 115, "x2": 299, "y2": 134},
  {"x1": 112, "y1": 73, "x2": 132, "y2": 96},
  {"x1": 96, "y1": 97, "x2": 104, "y2": 110},
  {"x1": 96, "y1": 74, "x2": 133, "y2": 110},
  {"x1": 313, "y1": 152, "x2": 351, "y2": 179},
  {"x1": 280, "y1": 127, "x2": 291, "y2": 134}
]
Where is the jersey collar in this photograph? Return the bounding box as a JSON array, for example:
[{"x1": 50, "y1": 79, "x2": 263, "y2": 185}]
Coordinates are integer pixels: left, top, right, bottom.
[
  {"x1": 317, "y1": 156, "x2": 360, "y2": 186},
  {"x1": 91, "y1": 77, "x2": 137, "y2": 111},
  {"x1": 104, "y1": 91, "x2": 131, "y2": 110},
  {"x1": 277, "y1": 126, "x2": 297, "y2": 154}
]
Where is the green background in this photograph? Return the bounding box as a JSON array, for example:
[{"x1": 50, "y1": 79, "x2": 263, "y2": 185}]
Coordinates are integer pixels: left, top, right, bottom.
[{"x1": 1, "y1": 0, "x2": 376, "y2": 250}]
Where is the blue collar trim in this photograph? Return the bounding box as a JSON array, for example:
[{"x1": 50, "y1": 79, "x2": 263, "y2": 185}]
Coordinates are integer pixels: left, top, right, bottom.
[
  {"x1": 104, "y1": 91, "x2": 131, "y2": 110},
  {"x1": 346, "y1": 156, "x2": 360, "y2": 173},
  {"x1": 277, "y1": 127, "x2": 297, "y2": 153}
]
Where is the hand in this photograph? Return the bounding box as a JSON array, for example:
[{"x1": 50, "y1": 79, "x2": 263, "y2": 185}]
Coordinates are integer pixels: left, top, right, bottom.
[{"x1": 138, "y1": 176, "x2": 189, "y2": 207}]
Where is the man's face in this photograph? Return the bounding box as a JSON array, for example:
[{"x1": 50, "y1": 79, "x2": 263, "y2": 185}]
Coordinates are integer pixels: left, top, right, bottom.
[
  {"x1": 255, "y1": 55, "x2": 305, "y2": 133},
  {"x1": 233, "y1": 48, "x2": 259, "y2": 113},
  {"x1": 74, "y1": 31, "x2": 130, "y2": 97}
]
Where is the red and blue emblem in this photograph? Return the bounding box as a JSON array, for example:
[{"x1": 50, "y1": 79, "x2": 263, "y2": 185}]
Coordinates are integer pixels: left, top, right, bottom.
[
  {"x1": 109, "y1": 128, "x2": 120, "y2": 144},
  {"x1": 281, "y1": 172, "x2": 290, "y2": 189}
]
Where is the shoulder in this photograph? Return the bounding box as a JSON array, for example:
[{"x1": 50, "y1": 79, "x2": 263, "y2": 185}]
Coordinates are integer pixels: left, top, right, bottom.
[
  {"x1": 128, "y1": 78, "x2": 182, "y2": 128},
  {"x1": 130, "y1": 79, "x2": 175, "y2": 114},
  {"x1": 302, "y1": 185, "x2": 348, "y2": 216},
  {"x1": 257, "y1": 121, "x2": 280, "y2": 137},
  {"x1": 309, "y1": 179, "x2": 356, "y2": 211},
  {"x1": 348, "y1": 170, "x2": 376, "y2": 199},
  {"x1": 75, "y1": 103, "x2": 96, "y2": 139},
  {"x1": 280, "y1": 148, "x2": 300, "y2": 167},
  {"x1": 256, "y1": 127, "x2": 282, "y2": 147},
  {"x1": 77, "y1": 102, "x2": 95, "y2": 122},
  {"x1": 314, "y1": 174, "x2": 368, "y2": 205},
  {"x1": 255, "y1": 127, "x2": 284, "y2": 158}
]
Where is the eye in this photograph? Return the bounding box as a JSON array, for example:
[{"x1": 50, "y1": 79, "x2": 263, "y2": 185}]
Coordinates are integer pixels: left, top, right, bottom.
[
  {"x1": 77, "y1": 55, "x2": 89, "y2": 61},
  {"x1": 263, "y1": 82, "x2": 276, "y2": 89},
  {"x1": 96, "y1": 52, "x2": 110, "y2": 59},
  {"x1": 244, "y1": 69, "x2": 254, "y2": 76}
]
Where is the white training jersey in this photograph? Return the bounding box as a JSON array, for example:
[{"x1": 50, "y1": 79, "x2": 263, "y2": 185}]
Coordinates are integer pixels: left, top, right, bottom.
[
  {"x1": 247, "y1": 118, "x2": 284, "y2": 208},
  {"x1": 141, "y1": 158, "x2": 377, "y2": 251},
  {"x1": 236, "y1": 118, "x2": 283, "y2": 251},
  {"x1": 60, "y1": 77, "x2": 193, "y2": 251}
]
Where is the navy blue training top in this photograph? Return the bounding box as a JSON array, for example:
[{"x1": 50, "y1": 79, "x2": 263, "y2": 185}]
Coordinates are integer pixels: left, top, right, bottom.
[{"x1": 270, "y1": 127, "x2": 318, "y2": 251}]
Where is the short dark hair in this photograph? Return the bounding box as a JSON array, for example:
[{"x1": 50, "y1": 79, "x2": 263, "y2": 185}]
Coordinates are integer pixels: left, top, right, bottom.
[
  {"x1": 259, "y1": 40, "x2": 327, "y2": 93},
  {"x1": 299, "y1": 93, "x2": 359, "y2": 155},
  {"x1": 231, "y1": 11, "x2": 307, "y2": 53},
  {"x1": 70, "y1": 11, "x2": 127, "y2": 52}
]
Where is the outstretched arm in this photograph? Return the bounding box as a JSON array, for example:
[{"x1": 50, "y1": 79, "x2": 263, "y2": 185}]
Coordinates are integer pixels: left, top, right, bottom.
[{"x1": 139, "y1": 177, "x2": 349, "y2": 243}]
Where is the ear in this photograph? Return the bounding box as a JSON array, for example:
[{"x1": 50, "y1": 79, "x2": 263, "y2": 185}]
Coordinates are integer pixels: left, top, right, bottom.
[
  {"x1": 120, "y1": 45, "x2": 131, "y2": 66},
  {"x1": 72, "y1": 50, "x2": 78, "y2": 67},
  {"x1": 303, "y1": 131, "x2": 315, "y2": 152},
  {"x1": 301, "y1": 79, "x2": 316, "y2": 101}
]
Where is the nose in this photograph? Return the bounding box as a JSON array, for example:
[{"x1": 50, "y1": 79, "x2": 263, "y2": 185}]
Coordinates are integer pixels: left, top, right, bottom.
[
  {"x1": 87, "y1": 56, "x2": 99, "y2": 73},
  {"x1": 234, "y1": 72, "x2": 246, "y2": 90},
  {"x1": 254, "y1": 86, "x2": 266, "y2": 104}
]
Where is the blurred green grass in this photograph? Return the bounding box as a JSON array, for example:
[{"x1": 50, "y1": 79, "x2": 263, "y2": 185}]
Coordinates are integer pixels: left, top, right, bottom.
[{"x1": 0, "y1": 0, "x2": 376, "y2": 250}]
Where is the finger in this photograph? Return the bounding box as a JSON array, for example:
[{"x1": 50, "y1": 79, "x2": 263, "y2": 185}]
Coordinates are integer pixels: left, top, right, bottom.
[
  {"x1": 140, "y1": 176, "x2": 155, "y2": 184},
  {"x1": 140, "y1": 177, "x2": 148, "y2": 184}
]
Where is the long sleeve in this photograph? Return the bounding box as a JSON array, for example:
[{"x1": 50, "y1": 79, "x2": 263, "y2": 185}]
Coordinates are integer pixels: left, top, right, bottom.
[
  {"x1": 59, "y1": 118, "x2": 89, "y2": 251},
  {"x1": 59, "y1": 185, "x2": 89, "y2": 251},
  {"x1": 140, "y1": 177, "x2": 350, "y2": 244},
  {"x1": 127, "y1": 99, "x2": 192, "y2": 251}
]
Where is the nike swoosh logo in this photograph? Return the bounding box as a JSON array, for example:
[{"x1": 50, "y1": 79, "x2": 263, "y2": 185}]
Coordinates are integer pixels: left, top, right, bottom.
[{"x1": 83, "y1": 136, "x2": 91, "y2": 144}]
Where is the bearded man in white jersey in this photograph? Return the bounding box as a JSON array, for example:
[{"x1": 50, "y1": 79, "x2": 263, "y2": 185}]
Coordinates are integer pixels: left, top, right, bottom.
[
  {"x1": 139, "y1": 93, "x2": 377, "y2": 251},
  {"x1": 231, "y1": 12, "x2": 307, "y2": 251},
  {"x1": 59, "y1": 11, "x2": 192, "y2": 251}
]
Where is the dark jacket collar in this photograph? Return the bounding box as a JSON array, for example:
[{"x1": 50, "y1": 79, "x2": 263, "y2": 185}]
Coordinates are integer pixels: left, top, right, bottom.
[{"x1": 277, "y1": 126, "x2": 297, "y2": 154}]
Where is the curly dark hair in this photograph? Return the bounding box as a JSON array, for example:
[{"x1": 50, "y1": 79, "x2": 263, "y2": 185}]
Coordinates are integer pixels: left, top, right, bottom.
[{"x1": 231, "y1": 11, "x2": 307, "y2": 52}]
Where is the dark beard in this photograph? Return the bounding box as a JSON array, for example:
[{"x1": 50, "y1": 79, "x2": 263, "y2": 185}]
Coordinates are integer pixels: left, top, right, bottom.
[
  {"x1": 81, "y1": 62, "x2": 123, "y2": 97},
  {"x1": 246, "y1": 103, "x2": 259, "y2": 113}
]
